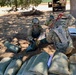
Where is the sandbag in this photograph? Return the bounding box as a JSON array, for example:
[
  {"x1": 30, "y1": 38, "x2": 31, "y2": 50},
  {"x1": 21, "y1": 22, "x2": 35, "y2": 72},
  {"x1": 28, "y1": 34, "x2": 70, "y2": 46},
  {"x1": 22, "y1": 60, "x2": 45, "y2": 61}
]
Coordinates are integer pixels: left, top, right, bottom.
[
  {"x1": 22, "y1": 55, "x2": 37, "y2": 75},
  {"x1": 16, "y1": 60, "x2": 28, "y2": 75},
  {"x1": 0, "y1": 57, "x2": 12, "y2": 75},
  {"x1": 4, "y1": 58, "x2": 22, "y2": 75},
  {"x1": 49, "y1": 52, "x2": 70, "y2": 75},
  {"x1": 23, "y1": 71, "x2": 43, "y2": 75},
  {"x1": 29, "y1": 51, "x2": 49, "y2": 75},
  {"x1": 49, "y1": 73, "x2": 59, "y2": 75},
  {"x1": 4, "y1": 41, "x2": 21, "y2": 53},
  {"x1": 69, "y1": 53, "x2": 76, "y2": 75}
]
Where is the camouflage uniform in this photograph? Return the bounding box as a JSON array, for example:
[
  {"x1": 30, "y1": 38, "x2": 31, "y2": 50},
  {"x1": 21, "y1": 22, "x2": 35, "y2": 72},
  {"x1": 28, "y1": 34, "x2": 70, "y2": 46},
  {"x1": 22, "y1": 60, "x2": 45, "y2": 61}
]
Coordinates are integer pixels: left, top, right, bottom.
[
  {"x1": 45, "y1": 15, "x2": 54, "y2": 26},
  {"x1": 27, "y1": 24, "x2": 43, "y2": 41},
  {"x1": 26, "y1": 18, "x2": 44, "y2": 52},
  {"x1": 46, "y1": 14, "x2": 75, "y2": 54}
]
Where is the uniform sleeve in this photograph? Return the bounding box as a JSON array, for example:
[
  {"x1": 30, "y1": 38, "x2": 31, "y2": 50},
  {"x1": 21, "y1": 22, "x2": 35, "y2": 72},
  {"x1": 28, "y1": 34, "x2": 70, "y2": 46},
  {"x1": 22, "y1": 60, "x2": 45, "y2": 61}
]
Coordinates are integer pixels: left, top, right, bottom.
[
  {"x1": 27, "y1": 27, "x2": 33, "y2": 41},
  {"x1": 38, "y1": 25, "x2": 44, "y2": 33},
  {"x1": 45, "y1": 21, "x2": 50, "y2": 26},
  {"x1": 45, "y1": 18, "x2": 51, "y2": 26}
]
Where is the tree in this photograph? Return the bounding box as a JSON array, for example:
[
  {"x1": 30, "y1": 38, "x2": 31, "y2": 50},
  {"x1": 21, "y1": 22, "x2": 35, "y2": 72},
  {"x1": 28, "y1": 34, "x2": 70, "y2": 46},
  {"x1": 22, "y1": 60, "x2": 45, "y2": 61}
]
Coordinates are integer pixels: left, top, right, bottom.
[
  {"x1": 0, "y1": 0, "x2": 42, "y2": 11},
  {"x1": 31, "y1": 0, "x2": 42, "y2": 6},
  {"x1": 70, "y1": 0, "x2": 76, "y2": 18},
  {"x1": 0, "y1": 0, "x2": 7, "y2": 7}
]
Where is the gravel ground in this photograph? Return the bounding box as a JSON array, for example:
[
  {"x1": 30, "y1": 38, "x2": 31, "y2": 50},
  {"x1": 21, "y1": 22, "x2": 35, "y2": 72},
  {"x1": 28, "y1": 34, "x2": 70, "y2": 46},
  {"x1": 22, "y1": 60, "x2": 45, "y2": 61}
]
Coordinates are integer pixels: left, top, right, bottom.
[{"x1": 0, "y1": 2, "x2": 76, "y2": 61}]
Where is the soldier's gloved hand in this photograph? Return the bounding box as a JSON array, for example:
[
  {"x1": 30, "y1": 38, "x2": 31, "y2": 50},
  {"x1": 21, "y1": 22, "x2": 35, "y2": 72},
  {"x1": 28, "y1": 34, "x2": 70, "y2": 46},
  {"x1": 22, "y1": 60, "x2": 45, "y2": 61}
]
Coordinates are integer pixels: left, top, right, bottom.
[{"x1": 36, "y1": 40, "x2": 40, "y2": 46}]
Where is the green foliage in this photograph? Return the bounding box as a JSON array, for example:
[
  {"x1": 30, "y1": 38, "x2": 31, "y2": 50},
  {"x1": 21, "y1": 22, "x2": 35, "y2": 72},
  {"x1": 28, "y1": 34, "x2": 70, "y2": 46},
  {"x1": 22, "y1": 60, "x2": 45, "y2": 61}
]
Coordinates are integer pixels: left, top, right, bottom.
[
  {"x1": 0, "y1": 0, "x2": 42, "y2": 10},
  {"x1": 31, "y1": 0, "x2": 42, "y2": 6},
  {"x1": 0, "y1": 0, "x2": 7, "y2": 6},
  {"x1": 42, "y1": 0, "x2": 52, "y2": 3},
  {"x1": 22, "y1": 0, "x2": 31, "y2": 8}
]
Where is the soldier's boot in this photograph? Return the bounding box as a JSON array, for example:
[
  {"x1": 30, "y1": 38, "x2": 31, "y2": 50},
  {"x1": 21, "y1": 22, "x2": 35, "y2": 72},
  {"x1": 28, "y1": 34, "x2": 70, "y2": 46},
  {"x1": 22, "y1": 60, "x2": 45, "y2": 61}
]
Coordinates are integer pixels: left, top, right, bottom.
[
  {"x1": 25, "y1": 41, "x2": 37, "y2": 52},
  {"x1": 69, "y1": 53, "x2": 76, "y2": 75}
]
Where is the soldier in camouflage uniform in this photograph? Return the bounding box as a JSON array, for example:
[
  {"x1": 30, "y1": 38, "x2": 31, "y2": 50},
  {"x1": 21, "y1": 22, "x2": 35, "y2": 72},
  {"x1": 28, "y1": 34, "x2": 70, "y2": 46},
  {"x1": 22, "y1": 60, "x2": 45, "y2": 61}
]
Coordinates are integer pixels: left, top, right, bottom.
[
  {"x1": 26, "y1": 18, "x2": 44, "y2": 52},
  {"x1": 45, "y1": 14, "x2": 54, "y2": 26},
  {"x1": 46, "y1": 13, "x2": 76, "y2": 54},
  {"x1": 27, "y1": 18, "x2": 44, "y2": 42}
]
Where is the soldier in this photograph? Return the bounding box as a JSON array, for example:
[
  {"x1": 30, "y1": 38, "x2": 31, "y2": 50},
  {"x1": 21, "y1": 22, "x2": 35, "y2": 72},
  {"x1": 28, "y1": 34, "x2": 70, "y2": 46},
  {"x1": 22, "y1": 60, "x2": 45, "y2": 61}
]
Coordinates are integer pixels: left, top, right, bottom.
[
  {"x1": 46, "y1": 13, "x2": 75, "y2": 54},
  {"x1": 26, "y1": 18, "x2": 44, "y2": 52},
  {"x1": 45, "y1": 14, "x2": 54, "y2": 26},
  {"x1": 27, "y1": 17, "x2": 44, "y2": 42}
]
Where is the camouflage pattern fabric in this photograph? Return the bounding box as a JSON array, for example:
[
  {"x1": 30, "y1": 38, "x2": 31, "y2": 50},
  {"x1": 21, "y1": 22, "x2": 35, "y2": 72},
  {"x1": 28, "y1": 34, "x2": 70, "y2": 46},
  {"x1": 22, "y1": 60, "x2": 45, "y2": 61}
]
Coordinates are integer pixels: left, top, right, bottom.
[
  {"x1": 46, "y1": 26, "x2": 73, "y2": 53},
  {"x1": 21, "y1": 55, "x2": 37, "y2": 75},
  {"x1": 27, "y1": 24, "x2": 43, "y2": 41},
  {"x1": 64, "y1": 13, "x2": 76, "y2": 26},
  {"x1": 69, "y1": 53, "x2": 76, "y2": 75},
  {"x1": 49, "y1": 52, "x2": 70, "y2": 75},
  {"x1": 4, "y1": 58, "x2": 22, "y2": 75},
  {"x1": 29, "y1": 51, "x2": 49, "y2": 75},
  {"x1": 0, "y1": 57, "x2": 12, "y2": 75},
  {"x1": 46, "y1": 14, "x2": 75, "y2": 54}
]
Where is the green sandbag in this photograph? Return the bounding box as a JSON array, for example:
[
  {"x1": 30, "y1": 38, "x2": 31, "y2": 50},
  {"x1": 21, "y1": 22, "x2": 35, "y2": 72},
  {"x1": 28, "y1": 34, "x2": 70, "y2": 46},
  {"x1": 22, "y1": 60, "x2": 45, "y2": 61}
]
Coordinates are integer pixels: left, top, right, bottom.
[
  {"x1": 0, "y1": 57, "x2": 12, "y2": 75},
  {"x1": 4, "y1": 58, "x2": 22, "y2": 75},
  {"x1": 16, "y1": 60, "x2": 28, "y2": 75},
  {"x1": 69, "y1": 53, "x2": 76, "y2": 75},
  {"x1": 49, "y1": 73, "x2": 59, "y2": 75},
  {"x1": 70, "y1": 64, "x2": 76, "y2": 75},
  {"x1": 29, "y1": 51, "x2": 49, "y2": 75},
  {"x1": 23, "y1": 71, "x2": 43, "y2": 75},
  {"x1": 49, "y1": 52, "x2": 70, "y2": 75},
  {"x1": 22, "y1": 55, "x2": 37, "y2": 75}
]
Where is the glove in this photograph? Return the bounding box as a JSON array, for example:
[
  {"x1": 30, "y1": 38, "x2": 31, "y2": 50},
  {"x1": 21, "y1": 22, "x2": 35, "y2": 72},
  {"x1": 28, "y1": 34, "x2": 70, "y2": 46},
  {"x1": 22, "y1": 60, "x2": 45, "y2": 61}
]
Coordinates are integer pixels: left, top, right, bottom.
[{"x1": 36, "y1": 40, "x2": 40, "y2": 46}]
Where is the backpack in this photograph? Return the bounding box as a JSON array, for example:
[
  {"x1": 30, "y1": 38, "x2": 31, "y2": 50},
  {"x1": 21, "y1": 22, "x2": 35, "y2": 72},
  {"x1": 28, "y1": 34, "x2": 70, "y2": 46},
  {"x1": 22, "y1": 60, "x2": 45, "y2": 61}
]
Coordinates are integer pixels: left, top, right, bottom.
[{"x1": 52, "y1": 26, "x2": 70, "y2": 53}]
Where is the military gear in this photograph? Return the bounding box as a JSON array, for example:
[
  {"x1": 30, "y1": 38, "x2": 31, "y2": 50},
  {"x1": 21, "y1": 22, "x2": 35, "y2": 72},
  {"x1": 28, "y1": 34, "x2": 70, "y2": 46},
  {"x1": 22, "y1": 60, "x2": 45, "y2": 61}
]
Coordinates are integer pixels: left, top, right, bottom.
[
  {"x1": 46, "y1": 25, "x2": 73, "y2": 53},
  {"x1": 4, "y1": 59, "x2": 22, "y2": 75},
  {"x1": 4, "y1": 41, "x2": 21, "y2": 53},
  {"x1": 49, "y1": 73, "x2": 59, "y2": 75},
  {"x1": 27, "y1": 18, "x2": 44, "y2": 52},
  {"x1": 32, "y1": 18, "x2": 39, "y2": 24},
  {"x1": 29, "y1": 52, "x2": 49, "y2": 75},
  {"x1": 64, "y1": 13, "x2": 76, "y2": 26},
  {"x1": 45, "y1": 15, "x2": 54, "y2": 26},
  {"x1": 43, "y1": 45, "x2": 56, "y2": 68},
  {"x1": 49, "y1": 52, "x2": 70, "y2": 75},
  {"x1": 25, "y1": 40, "x2": 37, "y2": 52},
  {"x1": 53, "y1": 26, "x2": 69, "y2": 53},
  {"x1": 22, "y1": 55, "x2": 37, "y2": 75},
  {"x1": 36, "y1": 39, "x2": 40, "y2": 46},
  {"x1": 27, "y1": 21, "x2": 43, "y2": 41},
  {"x1": 46, "y1": 14, "x2": 74, "y2": 54},
  {"x1": 0, "y1": 57, "x2": 12, "y2": 75},
  {"x1": 69, "y1": 54, "x2": 76, "y2": 75},
  {"x1": 49, "y1": 15, "x2": 54, "y2": 21},
  {"x1": 32, "y1": 29, "x2": 41, "y2": 38}
]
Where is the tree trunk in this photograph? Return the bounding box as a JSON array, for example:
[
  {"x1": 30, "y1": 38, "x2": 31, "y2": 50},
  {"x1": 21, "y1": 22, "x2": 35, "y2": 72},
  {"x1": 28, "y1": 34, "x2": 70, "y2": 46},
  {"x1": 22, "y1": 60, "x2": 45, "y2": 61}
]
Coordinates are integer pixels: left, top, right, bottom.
[
  {"x1": 70, "y1": 0, "x2": 76, "y2": 18},
  {"x1": 14, "y1": 0, "x2": 18, "y2": 11}
]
